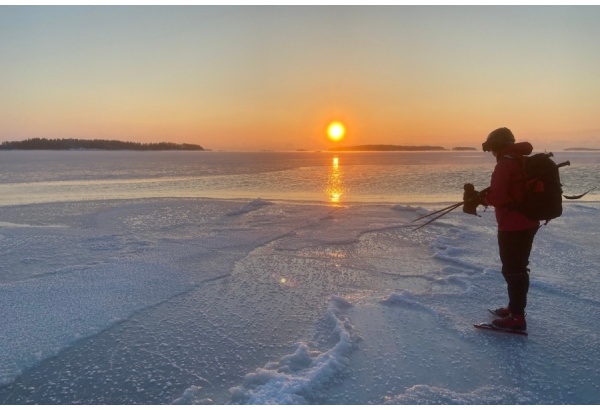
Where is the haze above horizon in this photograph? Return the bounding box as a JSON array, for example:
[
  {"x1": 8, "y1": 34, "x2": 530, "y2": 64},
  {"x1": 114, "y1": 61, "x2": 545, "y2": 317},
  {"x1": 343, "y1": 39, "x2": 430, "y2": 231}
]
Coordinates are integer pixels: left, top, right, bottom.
[{"x1": 2, "y1": 5, "x2": 600, "y2": 152}]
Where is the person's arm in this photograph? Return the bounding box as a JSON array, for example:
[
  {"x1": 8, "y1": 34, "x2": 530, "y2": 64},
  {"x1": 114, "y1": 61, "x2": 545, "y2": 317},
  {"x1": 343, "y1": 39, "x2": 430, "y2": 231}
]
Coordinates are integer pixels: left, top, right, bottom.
[{"x1": 481, "y1": 161, "x2": 514, "y2": 208}]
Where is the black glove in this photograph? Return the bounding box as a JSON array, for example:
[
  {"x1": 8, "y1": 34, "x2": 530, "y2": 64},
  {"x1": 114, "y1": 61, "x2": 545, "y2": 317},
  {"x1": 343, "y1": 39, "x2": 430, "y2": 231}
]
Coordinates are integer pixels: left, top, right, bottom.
[{"x1": 463, "y1": 183, "x2": 481, "y2": 215}]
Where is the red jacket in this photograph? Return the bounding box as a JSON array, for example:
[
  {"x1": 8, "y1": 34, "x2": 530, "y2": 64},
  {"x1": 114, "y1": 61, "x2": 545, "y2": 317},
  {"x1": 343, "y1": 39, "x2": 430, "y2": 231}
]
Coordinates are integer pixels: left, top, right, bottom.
[{"x1": 481, "y1": 142, "x2": 540, "y2": 232}]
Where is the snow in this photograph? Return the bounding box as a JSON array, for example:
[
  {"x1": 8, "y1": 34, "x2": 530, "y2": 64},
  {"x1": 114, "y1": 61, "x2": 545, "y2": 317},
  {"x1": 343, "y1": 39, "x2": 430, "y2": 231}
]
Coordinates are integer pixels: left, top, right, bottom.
[
  {"x1": 1, "y1": 198, "x2": 599, "y2": 404},
  {"x1": 229, "y1": 296, "x2": 359, "y2": 405}
]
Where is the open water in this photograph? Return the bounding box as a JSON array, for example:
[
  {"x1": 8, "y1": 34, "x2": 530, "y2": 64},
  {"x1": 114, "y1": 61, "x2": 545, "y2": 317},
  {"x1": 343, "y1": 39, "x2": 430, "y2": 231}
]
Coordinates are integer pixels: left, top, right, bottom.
[{"x1": 1, "y1": 150, "x2": 598, "y2": 206}]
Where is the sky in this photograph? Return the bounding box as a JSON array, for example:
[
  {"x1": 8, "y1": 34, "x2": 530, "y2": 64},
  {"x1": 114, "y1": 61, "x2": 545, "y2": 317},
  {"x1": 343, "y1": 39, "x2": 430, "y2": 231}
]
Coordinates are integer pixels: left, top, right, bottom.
[{"x1": 1, "y1": 5, "x2": 600, "y2": 151}]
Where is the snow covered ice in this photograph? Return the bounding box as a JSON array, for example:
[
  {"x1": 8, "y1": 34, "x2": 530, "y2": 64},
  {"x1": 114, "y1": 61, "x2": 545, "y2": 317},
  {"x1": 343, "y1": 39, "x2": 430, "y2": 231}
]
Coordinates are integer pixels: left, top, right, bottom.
[{"x1": 1, "y1": 197, "x2": 599, "y2": 404}]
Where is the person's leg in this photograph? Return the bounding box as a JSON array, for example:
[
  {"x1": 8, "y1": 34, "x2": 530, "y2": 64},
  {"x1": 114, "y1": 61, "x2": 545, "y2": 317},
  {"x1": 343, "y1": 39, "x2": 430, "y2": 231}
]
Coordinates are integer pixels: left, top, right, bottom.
[{"x1": 497, "y1": 226, "x2": 538, "y2": 315}]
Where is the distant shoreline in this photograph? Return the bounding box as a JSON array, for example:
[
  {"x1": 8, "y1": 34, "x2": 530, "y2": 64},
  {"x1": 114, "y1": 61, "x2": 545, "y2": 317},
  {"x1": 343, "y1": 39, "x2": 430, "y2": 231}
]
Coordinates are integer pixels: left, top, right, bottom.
[
  {"x1": 564, "y1": 147, "x2": 600, "y2": 151},
  {"x1": 328, "y1": 145, "x2": 477, "y2": 152},
  {"x1": 0, "y1": 138, "x2": 205, "y2": 151}
]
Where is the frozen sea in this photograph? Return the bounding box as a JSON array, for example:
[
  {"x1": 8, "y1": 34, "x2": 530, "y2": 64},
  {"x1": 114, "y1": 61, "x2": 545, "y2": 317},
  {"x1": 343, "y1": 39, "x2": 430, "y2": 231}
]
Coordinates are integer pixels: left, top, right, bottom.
[{"x1": 0, "y1": 150, "x2": 599, "y2": 405}]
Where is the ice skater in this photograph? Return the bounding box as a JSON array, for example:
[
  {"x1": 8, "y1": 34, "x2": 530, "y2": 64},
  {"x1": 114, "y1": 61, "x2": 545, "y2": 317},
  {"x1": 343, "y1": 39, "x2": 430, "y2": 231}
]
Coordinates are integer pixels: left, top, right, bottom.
[{"x1": 465, "y1": 127, "x2": 540, "y2": 332}]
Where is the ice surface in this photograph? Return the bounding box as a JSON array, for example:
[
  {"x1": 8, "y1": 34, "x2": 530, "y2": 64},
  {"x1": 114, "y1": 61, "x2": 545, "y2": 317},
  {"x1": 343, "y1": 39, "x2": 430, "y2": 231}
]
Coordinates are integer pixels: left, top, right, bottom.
[
  {"x1": 1, "y1": 198, "x2": 599, "y2": 404},
  {"x1": 228, "y1": 296, "x2": 360, "y2": 405}
]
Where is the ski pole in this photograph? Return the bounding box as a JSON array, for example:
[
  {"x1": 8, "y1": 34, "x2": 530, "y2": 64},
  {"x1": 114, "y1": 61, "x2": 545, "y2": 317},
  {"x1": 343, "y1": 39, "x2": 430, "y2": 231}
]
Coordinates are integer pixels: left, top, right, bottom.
[
  {"x1": 411, "y1": 201, "x2": 464, "y2": 223},
  {"x1": 412, "y1": 185, "x2": 491, "y2": 231},
  {"x1": 412, "y1": 201, "x2": 464, "y2": 231}
]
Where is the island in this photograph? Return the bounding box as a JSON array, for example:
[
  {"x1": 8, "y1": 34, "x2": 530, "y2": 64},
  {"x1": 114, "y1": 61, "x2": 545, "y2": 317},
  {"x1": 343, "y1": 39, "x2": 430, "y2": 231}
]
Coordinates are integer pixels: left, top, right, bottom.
[
  {"x1": 329, "y1": 145, "x2": 447, "y2": 152},
  {"x1": 0, "y1": 138, "x2": 205, "y2": 151},
  {"x1": 564, "y1": 147, "x2": 600, "y2": 151},
  {"x1": 452, "y1": 147, "x2": 478, "y2": 151}
]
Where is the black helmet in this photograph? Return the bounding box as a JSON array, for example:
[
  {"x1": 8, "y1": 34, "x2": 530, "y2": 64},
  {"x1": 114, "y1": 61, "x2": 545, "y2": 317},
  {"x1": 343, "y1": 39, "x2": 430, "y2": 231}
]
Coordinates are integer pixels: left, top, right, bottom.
[{"x1": 482, "y1": 127, "x2": 515, "y2": 152}]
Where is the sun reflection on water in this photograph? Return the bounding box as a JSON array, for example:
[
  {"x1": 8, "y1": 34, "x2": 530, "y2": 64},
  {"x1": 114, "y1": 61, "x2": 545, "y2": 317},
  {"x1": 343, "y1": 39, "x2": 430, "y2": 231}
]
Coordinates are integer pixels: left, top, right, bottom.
[{"x1": 327, "y1": 156, "x2": 344, "y2": 203}]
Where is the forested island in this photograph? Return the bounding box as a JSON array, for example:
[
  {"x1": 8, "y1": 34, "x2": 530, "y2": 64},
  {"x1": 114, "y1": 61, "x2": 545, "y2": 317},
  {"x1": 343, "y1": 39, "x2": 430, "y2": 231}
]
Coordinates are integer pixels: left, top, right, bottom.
[
  {"x1": 452, "y1": 147, "x2": 478, "y2": 151},
  {"x1": 329, "y1": 145, "x2": 447, "y2": 152},
  {"x1": 0, "y1": 138, "x2": 205, "y2": 151}
]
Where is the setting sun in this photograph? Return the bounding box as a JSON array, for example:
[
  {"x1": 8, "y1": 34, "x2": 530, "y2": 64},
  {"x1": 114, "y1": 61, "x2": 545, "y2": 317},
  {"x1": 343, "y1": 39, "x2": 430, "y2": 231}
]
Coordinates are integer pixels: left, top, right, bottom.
[{"x1": 327, "y1": 122, "x2": 346, "y2": 142}]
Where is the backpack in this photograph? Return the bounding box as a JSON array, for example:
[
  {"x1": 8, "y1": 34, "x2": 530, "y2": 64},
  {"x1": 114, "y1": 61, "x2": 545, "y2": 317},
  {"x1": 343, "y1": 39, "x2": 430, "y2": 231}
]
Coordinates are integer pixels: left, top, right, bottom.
[{"x1": 518, "y1": 153, "x2": 563, "y2": 224}]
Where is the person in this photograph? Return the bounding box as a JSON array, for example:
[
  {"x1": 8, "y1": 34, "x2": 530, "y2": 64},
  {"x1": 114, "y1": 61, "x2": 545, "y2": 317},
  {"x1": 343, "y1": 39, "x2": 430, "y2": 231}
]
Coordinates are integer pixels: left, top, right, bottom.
[{"x1": 465, "y1": 127, "x2": 540, "y2": 331}]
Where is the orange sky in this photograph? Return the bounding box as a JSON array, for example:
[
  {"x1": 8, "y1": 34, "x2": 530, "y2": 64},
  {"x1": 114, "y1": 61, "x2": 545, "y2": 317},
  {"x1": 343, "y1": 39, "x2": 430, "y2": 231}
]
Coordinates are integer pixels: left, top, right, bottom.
[{"x1": 1, "y1": 6, "x2": 600, "y2": 151}]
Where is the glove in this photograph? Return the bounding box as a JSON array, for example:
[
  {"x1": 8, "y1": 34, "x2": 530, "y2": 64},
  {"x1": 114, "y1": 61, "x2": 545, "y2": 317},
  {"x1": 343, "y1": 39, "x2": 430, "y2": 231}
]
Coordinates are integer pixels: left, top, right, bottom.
[{"x1": 463, "y1": 183, "x2": 482, "y2": 215}]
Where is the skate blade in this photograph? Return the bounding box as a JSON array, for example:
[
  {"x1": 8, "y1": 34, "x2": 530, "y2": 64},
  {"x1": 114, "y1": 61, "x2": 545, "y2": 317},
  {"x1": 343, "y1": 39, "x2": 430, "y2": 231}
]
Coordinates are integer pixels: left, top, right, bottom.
[{"x1": 474, "y1": 323, "x2": 528, "y2": 336}]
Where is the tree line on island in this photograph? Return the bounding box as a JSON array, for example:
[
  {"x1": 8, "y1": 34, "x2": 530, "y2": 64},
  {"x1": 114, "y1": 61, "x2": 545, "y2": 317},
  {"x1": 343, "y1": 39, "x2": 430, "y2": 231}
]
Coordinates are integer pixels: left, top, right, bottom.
[
  {"x1": 328, "y1": 145, "x2": 477, "y2": 152},
  {"x1": 3, "y1": 139, "x2": 596, "y2": 152},
  {"x1": 0, "y1": 138, "x2": 205, "y2": 151}
]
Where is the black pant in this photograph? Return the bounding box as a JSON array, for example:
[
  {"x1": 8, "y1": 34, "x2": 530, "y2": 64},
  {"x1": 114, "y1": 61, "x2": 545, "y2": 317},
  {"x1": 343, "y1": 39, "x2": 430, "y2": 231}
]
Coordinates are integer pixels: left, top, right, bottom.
[{"x1": 497, "y1": 227, "x2": 539, "y2": 315}]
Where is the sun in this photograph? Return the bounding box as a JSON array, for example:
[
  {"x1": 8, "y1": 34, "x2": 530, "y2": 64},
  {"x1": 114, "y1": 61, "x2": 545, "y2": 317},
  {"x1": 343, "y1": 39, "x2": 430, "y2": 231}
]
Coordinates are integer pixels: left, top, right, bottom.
[{"x1": 327, "y1": 122, "x2": 346, "y2": 142}]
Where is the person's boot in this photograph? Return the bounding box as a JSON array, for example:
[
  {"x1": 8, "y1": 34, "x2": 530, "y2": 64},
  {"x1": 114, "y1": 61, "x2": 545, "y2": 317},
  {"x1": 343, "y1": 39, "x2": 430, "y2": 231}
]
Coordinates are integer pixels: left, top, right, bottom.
[
  {"x1": 490, "y1": 307, "x2": 511, "y2": 318},
  {"x1": 491, "y1": 313, "x2": 526, "y2": 331}
]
